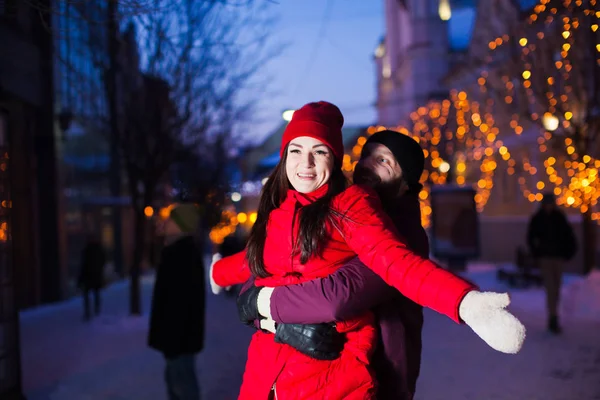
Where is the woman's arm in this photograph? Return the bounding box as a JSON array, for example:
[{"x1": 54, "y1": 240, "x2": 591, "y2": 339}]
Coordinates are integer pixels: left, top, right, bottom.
[
  {"x1": 211, "y1": 250, "x2": 251, "y2": 289},
  {"x1": 269, "y1": 257, "x2": 397, "y2": 324},
  {"x1": 334, "y1": 185, "x2": 475, "y2": 323}
]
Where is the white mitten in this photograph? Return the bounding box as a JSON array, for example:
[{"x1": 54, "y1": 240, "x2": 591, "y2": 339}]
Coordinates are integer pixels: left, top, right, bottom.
[
  {"x1": 209, "y1": 253, "x2": 231, "y2": 295},
  {"x1": 458, "y1": 291, "x2": 526, "y2": 354}
]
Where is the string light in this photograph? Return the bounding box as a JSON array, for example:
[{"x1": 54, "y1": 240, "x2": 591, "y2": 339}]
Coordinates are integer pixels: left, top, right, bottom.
[
  {"x1": 480, "y1": 0, "x2": 600, "y2": 222},
  {"x1": 346, "y1": 92, "x2": 500, "y2": 227}
]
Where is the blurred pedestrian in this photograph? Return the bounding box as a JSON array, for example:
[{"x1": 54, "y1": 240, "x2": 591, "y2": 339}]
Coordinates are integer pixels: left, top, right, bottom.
[
  {"x1": 527, "y1": 193, "x2": 577, "y2": 334},
  {"x1": 148, "y1": 203, "x2": 206, "y2": 400},
  {"x1": 219, "y1": 230, "x2": 246, "y2": 258},
  {"x1": 78, "y1": 233, "x2": 106, "y2": 321}
]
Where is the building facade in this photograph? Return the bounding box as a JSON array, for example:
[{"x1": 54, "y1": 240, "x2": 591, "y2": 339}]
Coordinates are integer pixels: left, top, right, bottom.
[
  {"x1": 374, "y1": 0, "x2": 599, "y2": 271},
  {"x1": 0, "y1": 0, "x2": 57, "y2": 397}
]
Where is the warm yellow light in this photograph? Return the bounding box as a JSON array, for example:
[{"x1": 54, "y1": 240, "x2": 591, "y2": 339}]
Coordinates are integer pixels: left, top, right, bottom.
[
  {"x1": 237, "y1": 212, "x2": 248, "y2": 223},
  {"x1": 249, "y1": 212, "x2": 258, "y2": 223},
  {"x1": 456, "y1": 162, "x2": 466, "y2": 173},
  {"x1": 536, "y1": 181, "x2": 545, "y2": 190},
  {"x1": 522, "y1": 70, "x2": 531, "y2": 79},
  {"x1": 535, "y1": 193, "x2": 543, "y2": 202},
  {"x1": 583, "y1": 155, "x2": 592, "y2": 163},
  {"x1": 439, "y1": 161, "x2": 451, "y2": 173},
  {"x1": 519, "y1": 38, "x2": 528, "y2": 46},
  {"x1": 439, "y1": 0, "x2": 451, "y2": 21},
  {"x1": 564, "y1": 111, "x2": 573, "y2": 120},
  {"x1": 567, "y1": 196, "x2": 575, "y2": 205},
  {"x1": 592, "y1": 24, "x2": 598, "y2": 32},
  {"x1": 562, "y1": 31, "x2": 570, "y2": 39},
  {"x1": 374, "y1": 43, "x2": 385, "y2": 58},
  {"x1": 144, "y1": 206, "x2": 154, "y2": 218},
  {"x1": 159, "y1": 206, "x2": 172, "y2": 220},
  {"x1": 542, "y1": 113, "x2": 559, "y2": 131}
]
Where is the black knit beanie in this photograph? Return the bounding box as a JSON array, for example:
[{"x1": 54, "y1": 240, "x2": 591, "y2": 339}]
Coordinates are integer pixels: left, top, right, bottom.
[{"x1": 365, "y1": 130, "x2": 425, "y2": 188}]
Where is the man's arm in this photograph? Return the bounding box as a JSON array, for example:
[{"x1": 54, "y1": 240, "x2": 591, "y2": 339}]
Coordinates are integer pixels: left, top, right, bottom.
[{"x1": 269, "y1": 257, "x2": 397, "y2": 324}]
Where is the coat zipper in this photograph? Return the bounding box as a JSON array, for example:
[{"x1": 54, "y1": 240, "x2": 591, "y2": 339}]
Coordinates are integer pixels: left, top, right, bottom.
[{"x1": 272, "y1": 201, "x2": 301, "y2": 400}]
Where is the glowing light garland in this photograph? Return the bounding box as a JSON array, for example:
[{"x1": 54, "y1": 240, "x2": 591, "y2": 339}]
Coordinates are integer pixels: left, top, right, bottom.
[
  {"x1": 344, "y1": 91, "x2": 505, "y2": 227},
  {"x1": 477, "y1": 0, "x2": 600, "y2": 222}
]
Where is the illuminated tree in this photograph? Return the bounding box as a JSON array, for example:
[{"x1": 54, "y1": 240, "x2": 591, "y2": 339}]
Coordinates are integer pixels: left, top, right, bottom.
[
  {"x1": 476, "y1": 0, "x2": 599, "y2": 272},
  {"x1": 344, "y1": 90, "x2": 506, "y2": 227}
]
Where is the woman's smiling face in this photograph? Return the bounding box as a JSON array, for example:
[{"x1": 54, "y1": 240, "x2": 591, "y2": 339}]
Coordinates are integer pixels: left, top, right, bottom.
[{"x1": 285, "y1": 136, "x2": 334, "y2": 193}]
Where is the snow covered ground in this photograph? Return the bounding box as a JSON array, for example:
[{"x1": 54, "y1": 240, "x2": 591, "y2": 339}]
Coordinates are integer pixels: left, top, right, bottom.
[{"x1": 19, "y1": 261, "x2": 600, "y2": 400}]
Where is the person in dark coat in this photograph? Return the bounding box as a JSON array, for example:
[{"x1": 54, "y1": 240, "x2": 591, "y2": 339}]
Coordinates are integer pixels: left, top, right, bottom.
[
  {"x1": 219, "y1": 230, "x2": 247, "y2": 298},
  {"x1": 78, "y1": 234, "x2": 106, "y2": 321},
  {"x1": 219, "y1": 230, "x2": 246, "y2": 257},
  {"x1": 527, "y1": 193, "x2": 577, "y2": 334},
  {"x1": 235, "y1": 130, "x2": 466, "y2": 399},
  {"x1": 148, "y1": 203, "x2": 206, "y2": 400}
]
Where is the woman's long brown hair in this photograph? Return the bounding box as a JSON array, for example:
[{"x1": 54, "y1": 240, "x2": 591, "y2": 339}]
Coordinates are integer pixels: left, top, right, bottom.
[{"x1": 246, "y1": 145, "x2": 347, "y2": 278}]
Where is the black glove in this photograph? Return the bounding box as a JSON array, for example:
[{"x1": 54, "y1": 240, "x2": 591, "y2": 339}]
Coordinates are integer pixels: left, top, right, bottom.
[
  {"x1": 274, "y1": 322, "x2": 345, "y2": 361},
  {"x1": 236, "y1": 285, "x2": 262, "y2": 326}
]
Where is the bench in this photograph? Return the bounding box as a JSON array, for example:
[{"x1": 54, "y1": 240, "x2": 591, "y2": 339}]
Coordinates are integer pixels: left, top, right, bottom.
[{"x1": 496, "y1": 247, "x2": 544, "y2": 288}]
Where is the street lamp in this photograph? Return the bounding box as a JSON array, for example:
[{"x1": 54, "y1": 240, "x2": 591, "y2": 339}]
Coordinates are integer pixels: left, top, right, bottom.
[
  {"x1": 542, "y1": 112, "x2": 559, "y2": 131},
  {"x1": 439, "y1": 0, "x2": 451, "y2": 21},
  {"x1": 282, "y1": 109, "x2": 295, "y2": 122}
]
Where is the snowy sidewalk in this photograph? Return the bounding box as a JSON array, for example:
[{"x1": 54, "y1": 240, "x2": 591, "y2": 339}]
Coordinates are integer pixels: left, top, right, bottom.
[{"x1": 19, "y1": 264, "x2": 600, "y2": 400}]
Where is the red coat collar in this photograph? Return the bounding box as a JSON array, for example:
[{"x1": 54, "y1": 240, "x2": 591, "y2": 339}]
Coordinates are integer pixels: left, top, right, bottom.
[{"x1": 283, "y1": 184, "x2": 329, "y2": 208}]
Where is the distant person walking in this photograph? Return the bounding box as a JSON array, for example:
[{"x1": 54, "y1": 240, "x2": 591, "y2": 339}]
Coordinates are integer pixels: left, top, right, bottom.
[
  {"x1": 78, "y1": 234, "x2": 106, "y2": 321},
  {"x1": 148, "y1": 203, "x2": 206, "y2": 400},
  {"x1": 527, "y1": 193, "x2": 577, "y2": 334}
]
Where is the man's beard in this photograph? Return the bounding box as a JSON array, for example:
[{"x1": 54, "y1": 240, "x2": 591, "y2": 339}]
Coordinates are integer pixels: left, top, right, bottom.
[{"x1": 353, "y1": 164, "x2": 404, "y2": 203}]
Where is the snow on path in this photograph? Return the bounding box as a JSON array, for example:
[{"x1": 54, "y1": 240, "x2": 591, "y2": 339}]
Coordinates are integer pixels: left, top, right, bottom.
[{"x1": 20, "y1": 262, "x2": 600, "y2": 399}]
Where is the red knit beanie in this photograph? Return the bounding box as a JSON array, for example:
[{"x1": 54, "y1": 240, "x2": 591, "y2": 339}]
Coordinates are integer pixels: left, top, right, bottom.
[{"x1": 280, "y1": 101, "x2": 345, "y2": 160}]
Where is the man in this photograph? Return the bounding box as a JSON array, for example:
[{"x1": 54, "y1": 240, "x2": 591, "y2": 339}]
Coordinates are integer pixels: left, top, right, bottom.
[
  {"x1": 78, "y1": 234, "x2": 106, "y2": 321},
  {"x1": 238, "y1": 129, "x2": 443, "y2": 399},
  {"x1": 148, "y1": 203, "x2": 206, "y2": 400},
  {"x1": 527, "y1": 192, "x2": 577, "y2": 334}
]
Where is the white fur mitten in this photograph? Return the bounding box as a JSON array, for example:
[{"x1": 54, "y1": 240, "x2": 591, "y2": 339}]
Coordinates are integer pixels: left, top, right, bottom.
[
  {"x1": 209, "y1": 253, "x2": 231, "y2": 295},
  {"x1": 459, "y1": 291, "x2": 526, "y2": 354}
]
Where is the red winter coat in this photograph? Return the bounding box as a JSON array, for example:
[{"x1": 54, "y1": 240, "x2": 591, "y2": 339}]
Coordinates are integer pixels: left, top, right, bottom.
[{"x1": 213, "y1": 184, "x2": 473, "y2": 400}]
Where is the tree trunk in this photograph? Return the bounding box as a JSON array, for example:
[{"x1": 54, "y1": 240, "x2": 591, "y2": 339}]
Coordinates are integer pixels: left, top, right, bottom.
[
  {"x1": 130, "y1": 206, "x2": 146, "y2": 315},
  {"x1": 582, "y1": 208, "x2": 596, "y2": 274},
  {"x1": 106, "y1": 0, "x2": 124, "y2": 277}
]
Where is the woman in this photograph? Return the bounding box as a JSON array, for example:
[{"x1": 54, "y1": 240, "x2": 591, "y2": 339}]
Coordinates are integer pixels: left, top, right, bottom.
[{"x1": 212, "y1": 101, "x2": 525, "y2": 399}]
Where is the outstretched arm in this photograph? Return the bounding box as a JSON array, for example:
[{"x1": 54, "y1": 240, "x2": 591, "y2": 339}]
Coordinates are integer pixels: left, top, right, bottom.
[
  {"x1": 335, "y1": 185, "x2": 474, "y2": 323},
  {"x1": 210, "y1": 250, "x2": 251, "y2": 293},
  {"x1": 333, "y1": 185, "x2": 525, "y2": 354}
]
